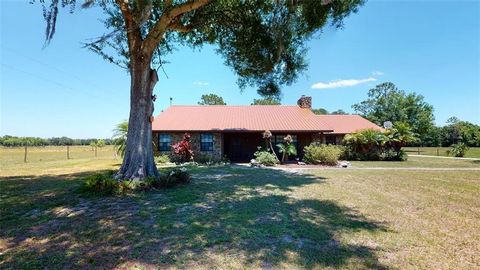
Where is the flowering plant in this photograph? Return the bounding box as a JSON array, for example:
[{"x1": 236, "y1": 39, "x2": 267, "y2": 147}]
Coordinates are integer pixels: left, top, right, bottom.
[{"x1": 172, "y1": 133, "x2": 194, "y2": 162}]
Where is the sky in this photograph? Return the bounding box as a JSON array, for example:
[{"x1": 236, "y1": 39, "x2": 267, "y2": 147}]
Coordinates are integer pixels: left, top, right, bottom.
[{"x1": 1, "y1": 0, "x2": 479, "y2": 139}]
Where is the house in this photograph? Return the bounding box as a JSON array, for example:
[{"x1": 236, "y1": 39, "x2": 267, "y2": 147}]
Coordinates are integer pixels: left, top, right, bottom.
[{"x1": 152, "y1": 96, "x2": 383, "y2": 162}]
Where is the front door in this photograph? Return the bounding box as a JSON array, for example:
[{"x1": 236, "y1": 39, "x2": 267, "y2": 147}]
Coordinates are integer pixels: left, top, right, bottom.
[{"x1": 224, "y1": 133, "x2": 261, "y2": 162}]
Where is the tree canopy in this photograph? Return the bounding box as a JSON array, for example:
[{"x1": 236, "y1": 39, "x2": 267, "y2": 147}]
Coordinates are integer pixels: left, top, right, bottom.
[
  {"x1": 198, "y1": 93, "x2": 226, "y2": 105},
  {"x1": 352, "y1": 82, "x2": 435, "y2": 141},
  {"x1": 37, "y1": 0, "x2": 365, "y2": 97},
  {"x1": 251, "y1": 97, "x2": 281, "y2": 105},
  {"x1": 311, "y1": 108, "x2": 348, "y2": 115},
  {"x1": 311, "y1": 108, "x2": 329, "y2": 115}
]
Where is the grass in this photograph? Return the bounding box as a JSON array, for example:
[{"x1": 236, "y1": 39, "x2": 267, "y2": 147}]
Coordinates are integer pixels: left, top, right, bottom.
[
  {"x1": 0, "y1": 146, "x2": 119, "y2": 177},
  {"x1": 403, "y1": 146, "x2": 480, "y2": 158},
  {"x1": 351, "y1": 156, "x2": 480, "y2": 168},
  {"x1": 1, "y1": 147, "x2": 479, "y2": 269}
]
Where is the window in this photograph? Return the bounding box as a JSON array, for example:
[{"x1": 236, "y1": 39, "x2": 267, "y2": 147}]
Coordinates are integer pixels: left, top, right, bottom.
[
  {"x1": 158, "y1": 134, "x2": 171, "y2": 151},
  {"x1": 325, "y1": 135, "x2": 336, "y2": 145},
  {"x1": 274, "y1": 134, "x2": 297, "y2": 147},
  {"x1": 200, "y1": 133, "x2": 214, "y2": 151}
]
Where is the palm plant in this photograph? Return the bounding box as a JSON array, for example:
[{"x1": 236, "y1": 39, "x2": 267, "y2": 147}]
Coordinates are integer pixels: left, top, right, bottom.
[
  {"x1": 276, "y1": 135, "x2": 297, "y2": 163},
  {"x1": 112, "y1": 121, "x2": 128, "y2": 157},
  {"x1": 386, "y1": 122, "x2": 418, "y2": 153}
]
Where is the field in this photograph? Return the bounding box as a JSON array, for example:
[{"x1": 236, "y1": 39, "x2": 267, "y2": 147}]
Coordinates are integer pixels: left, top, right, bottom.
[
  {"x1": 1, "y1": 146, "x2": 479, "y2": 269},
  {"x1": 403, "y1": 146, "x2": 480, "y2": 158}
]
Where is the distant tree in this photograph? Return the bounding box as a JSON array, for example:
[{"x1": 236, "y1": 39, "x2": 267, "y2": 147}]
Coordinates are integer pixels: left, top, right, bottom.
[
  {"x1": 311, "y1": 108, "x2": 329, "y2": 115},
  {"x1": 96, "y1": 139, "x2": 106, "y2": 148},
  {"x1": 198, "y1": 94, "x2": 226, "y2": 105},
  {"x1": 352, "y1": 82, "x2": 435, "y2": 143},
  {"x1": 440, "y1": 117, "x2": 480, "y2": 147},
  {"x1": 252, "y1": 97, "x2": 281, "y2": 105},
  {"x1": 36, "y1": 0, "x2": 365, "y2": 179},
  {"x1": 112, "y1": 121, "x2": 128, "y2": 157},
  {"x1": 331, "y1": 109, "x2": 348, "y2": 115}
]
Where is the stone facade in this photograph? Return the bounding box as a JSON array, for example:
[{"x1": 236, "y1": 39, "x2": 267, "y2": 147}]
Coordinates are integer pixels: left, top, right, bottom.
[{"x1": 153, "y1": 132, "x2": 223, "y2": 161}]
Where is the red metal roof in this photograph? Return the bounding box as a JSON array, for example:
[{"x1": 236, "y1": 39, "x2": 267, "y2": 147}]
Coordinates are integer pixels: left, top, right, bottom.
[
  {"x1": 316, "y1": 115, "x2": 384, "y2": 134},
  {"x1": 152, "y1": 105, "x2": 333, "y2": 132}
]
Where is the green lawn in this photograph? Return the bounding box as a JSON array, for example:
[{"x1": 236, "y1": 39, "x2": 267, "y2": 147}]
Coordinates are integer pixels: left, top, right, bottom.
[
  {"x1": 403, "y1": 147, "x2": 480, "y2": 158},
  {"x1": 1, "y1": 156, "x2": 479, "y2": 269},
  {"x1": 351, "y1": 155, "x2": 480, "y2": 168}
]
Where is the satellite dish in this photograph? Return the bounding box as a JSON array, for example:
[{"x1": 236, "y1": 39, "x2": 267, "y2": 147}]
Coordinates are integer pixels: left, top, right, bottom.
[{"x1": 383, "y1": 121, "x2": 393, "y2": 129}]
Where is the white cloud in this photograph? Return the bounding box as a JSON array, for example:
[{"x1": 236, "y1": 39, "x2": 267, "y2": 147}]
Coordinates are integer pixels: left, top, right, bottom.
[
  {"x1": 372, "y1": 71, "x2": 384, "y2": 76},
  {"x1": 311, "y1": 77, "x2": 377, "y2": 89},
  {"x1": 193, "y1": 81, "x2": 209, "y2": 86}
]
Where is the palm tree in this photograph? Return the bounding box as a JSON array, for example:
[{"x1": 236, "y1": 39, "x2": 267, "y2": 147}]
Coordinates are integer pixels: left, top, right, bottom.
[
  {"x1": 385, "y1": 122, "x2": 418, "y2": 155},
  {"x1": 276, "y1": 135, "x2": 297, "y2": 163},
  {"x1": 112, "y1": 121, "x2": 128, "y2": 157}
]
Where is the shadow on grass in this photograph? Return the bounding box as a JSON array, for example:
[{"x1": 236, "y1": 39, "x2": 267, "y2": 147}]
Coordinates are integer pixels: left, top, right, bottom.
[{"x1": 0, "y1": 167, "x2": 389, "y2": 269}]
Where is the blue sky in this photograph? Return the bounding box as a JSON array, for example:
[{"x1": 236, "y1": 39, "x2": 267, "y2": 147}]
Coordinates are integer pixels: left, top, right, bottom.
[{"x1": 1, "y1": 0, "x2": 479, "y2": 138}]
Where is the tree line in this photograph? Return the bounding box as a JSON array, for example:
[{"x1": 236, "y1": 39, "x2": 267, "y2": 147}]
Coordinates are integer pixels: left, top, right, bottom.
[{"x1": 0, "y1": 135, "x2": 113, "y2": 147}]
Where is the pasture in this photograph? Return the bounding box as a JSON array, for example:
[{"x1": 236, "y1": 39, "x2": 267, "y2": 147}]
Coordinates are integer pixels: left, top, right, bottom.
[
  {"x1": 1, "y1": 146, "x2": 479, "y2": 269},
  {"x1": 403, "y1": 146, "x2": 480, "y2": 158}
]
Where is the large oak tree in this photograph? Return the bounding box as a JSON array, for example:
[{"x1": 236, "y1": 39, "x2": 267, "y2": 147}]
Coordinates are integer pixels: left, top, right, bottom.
[{"x1": 36, "y1": 0, "x2": 364, "y2": 179}]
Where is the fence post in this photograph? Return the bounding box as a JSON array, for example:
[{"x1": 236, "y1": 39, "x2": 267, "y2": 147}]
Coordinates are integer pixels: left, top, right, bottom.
[
  {"x1": 24, "y1": 145, "x2": 27, "y2": 163},
  {"x1": 437, "y1": 148, "x2": 439, "y2": 156},
  {"x1": 67, "y1": 145, "x2": 70, "y2": 160},
  {"x1": 417, "y1": 147, "x2": 420, "y2": 155},
  {"x1": 95, "y1": 146, "x2": 97, "y2": 157}
]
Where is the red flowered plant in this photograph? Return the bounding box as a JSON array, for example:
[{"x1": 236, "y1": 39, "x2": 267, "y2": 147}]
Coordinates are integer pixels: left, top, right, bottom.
[{"x1": 172, "y1": 133, "x2": 194, "y2": 162}]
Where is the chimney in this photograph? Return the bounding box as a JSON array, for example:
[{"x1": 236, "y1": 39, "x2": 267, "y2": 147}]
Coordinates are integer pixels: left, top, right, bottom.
[{"x1": 297, "y1": 95, "x2": 312, "y2": 109}]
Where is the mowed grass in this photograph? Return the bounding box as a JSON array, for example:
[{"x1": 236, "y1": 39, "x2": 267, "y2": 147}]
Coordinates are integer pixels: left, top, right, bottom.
[
  {"x1": 351, "y1": 155, "x2": 480, "y2": 168},
  {"x1": 403, "y1": 147, "x2": 480, "y2": 158},
  {"x1": 1, "y1": 147, "x2": 479, "y2": 269},
  {"x1": 0, "y1": 146, "x2": 120, "y2": 177}
]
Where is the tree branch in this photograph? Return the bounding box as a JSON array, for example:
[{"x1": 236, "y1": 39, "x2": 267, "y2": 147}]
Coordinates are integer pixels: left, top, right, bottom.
[
  {"x1": 168, "y1": 20, "x2": 194, "y2": 33},
  {"x1": 115, "y1": 0, "x2": 143, "y2": 61},
  {"x1": 142, "y1": 0, "x2": 211, "y2": 55}
]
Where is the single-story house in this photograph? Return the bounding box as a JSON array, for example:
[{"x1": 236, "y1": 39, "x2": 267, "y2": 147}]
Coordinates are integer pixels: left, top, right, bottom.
[{"x1": 152, "y1": 96, "x2": 383, "y2": 162}]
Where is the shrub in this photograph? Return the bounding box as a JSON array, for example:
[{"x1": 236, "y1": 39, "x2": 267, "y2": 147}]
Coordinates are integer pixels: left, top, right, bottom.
[
  {"x1": 304, "y1": 144, "x2": 342, "y2": 165},
  {"x1": 80, "y1": 172, "x2": 119, "y2": 195},
  {"x1": 447, "y1": 143, "x2": 469, "y2": 157},
  {"x1": 195, "y1": 153, "x2": 215, "y2": 164},
  {"x1": 154, "y1": 168, "x2": 191, "y2": 188},
  {"x1": 253, "y1": 150, "x2": 278, "y2": 166},
  {"x1": 172, "y1": 133, "x2": 194, "y2": 162},
  {"x1": 155, "y1": 154, "x2": 171, "y2": 164}
]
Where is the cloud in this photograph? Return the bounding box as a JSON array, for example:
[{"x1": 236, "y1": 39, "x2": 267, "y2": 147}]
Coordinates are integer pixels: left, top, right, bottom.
[
  {"x1": 311, "y1": 77, "x2": 377, "y2": 89},
  {"x1": 193, "y1": 81, "x2": 209, "y2": 86},
  {"x1": 372, "y1": 71, "x2": 384, "y2": 76}
]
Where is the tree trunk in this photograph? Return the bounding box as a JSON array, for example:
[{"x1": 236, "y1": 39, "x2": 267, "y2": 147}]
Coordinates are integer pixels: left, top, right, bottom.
[{"x1": 116, "y1": 61, "x2": 159, "y2": 180}]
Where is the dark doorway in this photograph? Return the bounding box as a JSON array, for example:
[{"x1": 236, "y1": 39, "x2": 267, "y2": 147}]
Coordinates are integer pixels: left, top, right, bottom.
[{"x1": 224, "y1": 133, "x2": 262, "y2": 162}]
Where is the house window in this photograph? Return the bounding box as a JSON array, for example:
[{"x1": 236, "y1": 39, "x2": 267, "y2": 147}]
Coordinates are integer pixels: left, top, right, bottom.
[
  {"x1": 274, "y1": 135, "x2": 297, "y2": 147},
  {"x1": 158, "y1": 134, "x2": 171, "y2": 151},
  {"x1": 325, "y1": 135, "x2": 336, "y2": 145},
  {"x1": 200, "y1": 133, "x2": 214, "y2": 151}
]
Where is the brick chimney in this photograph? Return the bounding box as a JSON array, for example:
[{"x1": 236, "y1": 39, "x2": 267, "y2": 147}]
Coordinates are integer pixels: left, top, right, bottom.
[{"x1": 297, "y1": 95, "x2": 312, "y2": 109}]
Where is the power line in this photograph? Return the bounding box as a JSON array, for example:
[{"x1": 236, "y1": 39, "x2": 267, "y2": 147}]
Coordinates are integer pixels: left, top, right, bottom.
[
  {"x1": 0, "y1": 62, "x2": 107, "y2": 100},
  {"x1": 0, "y1": 44, "x2": 117, "y2": 95}
]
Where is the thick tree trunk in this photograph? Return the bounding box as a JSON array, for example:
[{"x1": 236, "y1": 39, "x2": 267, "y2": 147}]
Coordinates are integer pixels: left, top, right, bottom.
[{"x1": 116, "y1": 61, "x2": 159, "y2": 180}]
